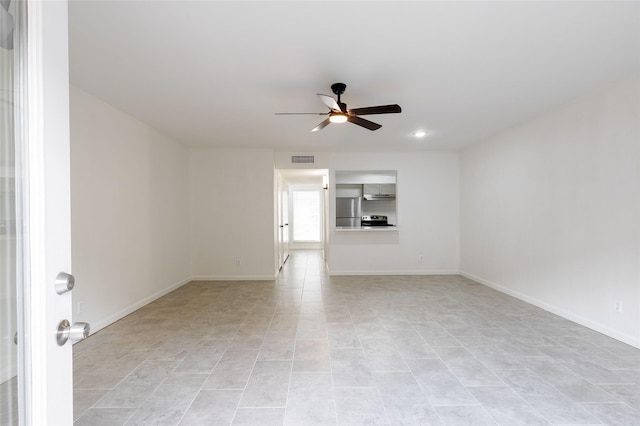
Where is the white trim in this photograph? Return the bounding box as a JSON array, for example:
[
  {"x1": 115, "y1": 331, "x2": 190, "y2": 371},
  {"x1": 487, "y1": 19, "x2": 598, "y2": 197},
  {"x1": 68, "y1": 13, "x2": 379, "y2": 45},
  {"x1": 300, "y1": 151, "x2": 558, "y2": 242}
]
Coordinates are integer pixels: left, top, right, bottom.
[
  {"x1": 24, "y1": 0, "x2": 47, "y2": 423},
  {"x1": 190, "y1": 275, "x2": 276, "y2": 281},
  {"x1": 460, "y1": 271, "x2": 640, "y2": 349},
  {"x1": 83, "y1": 277, "x2": 192, "y2": 336},
  {"x1": 328, "y1": 269, "x2": 459, "y2": 276},
  {"x1": 85, "y1": 274, "x2": 278, "y2": 336},
  {"x1": 76, "y1": 274, "x2": 278, "y2": 338}
]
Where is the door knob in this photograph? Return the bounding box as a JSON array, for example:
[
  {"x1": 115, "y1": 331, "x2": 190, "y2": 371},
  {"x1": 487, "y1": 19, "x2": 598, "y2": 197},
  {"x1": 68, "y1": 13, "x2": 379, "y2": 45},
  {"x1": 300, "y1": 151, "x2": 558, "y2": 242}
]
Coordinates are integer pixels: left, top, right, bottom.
[{"x1": 56, "y1": 319, "x2": 90, "y2": 346}]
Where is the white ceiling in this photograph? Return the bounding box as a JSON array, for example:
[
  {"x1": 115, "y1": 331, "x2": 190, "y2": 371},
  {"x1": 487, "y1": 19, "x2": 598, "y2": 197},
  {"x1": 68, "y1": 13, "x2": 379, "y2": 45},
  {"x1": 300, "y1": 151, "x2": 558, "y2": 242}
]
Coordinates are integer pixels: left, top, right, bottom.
[{"x1": 68, "y1": 1, "x2": 639, "y2": 153}]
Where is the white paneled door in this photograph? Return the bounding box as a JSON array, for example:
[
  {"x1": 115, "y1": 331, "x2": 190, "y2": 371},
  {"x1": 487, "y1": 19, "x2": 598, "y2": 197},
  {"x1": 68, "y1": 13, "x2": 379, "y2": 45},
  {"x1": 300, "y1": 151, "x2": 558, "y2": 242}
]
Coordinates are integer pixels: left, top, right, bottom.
[
  {"x1": 1, "y1": 0, "x2": 74, "y2": 424},
  {"x1": 277, "y1": 174, "x2": 290, "y2": 270},
  {"x1": 27, "y1": 1, "x2": 75, "y2": 422}
]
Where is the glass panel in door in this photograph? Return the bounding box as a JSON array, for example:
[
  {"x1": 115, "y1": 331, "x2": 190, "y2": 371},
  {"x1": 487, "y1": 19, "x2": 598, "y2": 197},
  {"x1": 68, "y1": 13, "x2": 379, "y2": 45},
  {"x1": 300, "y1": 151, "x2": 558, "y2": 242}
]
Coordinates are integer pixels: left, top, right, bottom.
[{"x1": 1, "y1": 0, "x2": 21, "y2": 423}]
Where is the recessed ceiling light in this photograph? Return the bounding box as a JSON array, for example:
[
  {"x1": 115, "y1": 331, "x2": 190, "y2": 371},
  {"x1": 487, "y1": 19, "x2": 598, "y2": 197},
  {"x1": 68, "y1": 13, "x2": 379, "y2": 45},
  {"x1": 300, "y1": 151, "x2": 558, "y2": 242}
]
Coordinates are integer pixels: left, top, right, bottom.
[{"x1": 413, "y1": 130, "x2": 428, "y2": 138}]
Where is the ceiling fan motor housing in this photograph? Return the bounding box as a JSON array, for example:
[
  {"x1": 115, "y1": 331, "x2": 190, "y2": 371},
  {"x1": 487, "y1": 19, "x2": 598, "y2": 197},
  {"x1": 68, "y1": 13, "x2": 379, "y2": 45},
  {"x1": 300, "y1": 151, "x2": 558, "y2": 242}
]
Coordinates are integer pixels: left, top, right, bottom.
[{"x1": 331, "y1": 82, "x2": 347, "y2": 96}]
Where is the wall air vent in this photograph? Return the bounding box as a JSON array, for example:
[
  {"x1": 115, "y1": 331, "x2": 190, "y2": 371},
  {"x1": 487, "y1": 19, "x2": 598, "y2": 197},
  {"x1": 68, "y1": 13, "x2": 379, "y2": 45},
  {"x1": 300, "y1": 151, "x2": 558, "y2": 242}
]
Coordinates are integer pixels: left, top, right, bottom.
[{"x1": 291, "y1": 155, "x2": 315, "y2": 164}]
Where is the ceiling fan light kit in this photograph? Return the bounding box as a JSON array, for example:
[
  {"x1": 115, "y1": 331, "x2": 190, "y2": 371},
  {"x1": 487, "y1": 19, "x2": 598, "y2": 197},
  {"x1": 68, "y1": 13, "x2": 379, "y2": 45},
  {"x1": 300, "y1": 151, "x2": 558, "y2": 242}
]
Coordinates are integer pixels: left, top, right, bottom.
[
  {"x1": 329, "y1": 113, "x2": 348, "y2": 124},
  {"x1": 276, "y1": 82, "x2": 401, "y2": 132}
]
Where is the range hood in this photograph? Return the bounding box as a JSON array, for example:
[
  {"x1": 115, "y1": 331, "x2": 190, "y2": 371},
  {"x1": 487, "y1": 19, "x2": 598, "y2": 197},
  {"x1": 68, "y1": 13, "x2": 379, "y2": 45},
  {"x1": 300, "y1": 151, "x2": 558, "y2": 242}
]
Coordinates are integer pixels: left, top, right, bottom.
[
  {"x1": 362, "y1": 183, "x2": 396, "y2": 200},
  {"x1": 363, "y1": 193, "x2": 395, "y2": 201}
]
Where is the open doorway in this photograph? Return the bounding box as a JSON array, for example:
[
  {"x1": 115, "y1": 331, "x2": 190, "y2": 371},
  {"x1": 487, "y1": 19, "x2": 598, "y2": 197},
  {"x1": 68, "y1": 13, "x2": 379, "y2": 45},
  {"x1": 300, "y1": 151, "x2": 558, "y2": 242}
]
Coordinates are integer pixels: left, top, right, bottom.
[
  {"x1": 290, "y1": 186, "x2": 323, "y2": 249},
  {"x1": 276, "y1": 169, "x2": 328, "y2": 269}
]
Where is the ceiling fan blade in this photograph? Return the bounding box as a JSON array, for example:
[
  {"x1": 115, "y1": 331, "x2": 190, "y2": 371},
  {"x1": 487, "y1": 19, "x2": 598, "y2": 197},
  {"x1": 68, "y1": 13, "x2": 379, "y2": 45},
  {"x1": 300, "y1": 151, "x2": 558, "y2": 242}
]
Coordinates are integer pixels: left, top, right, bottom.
[
  {"x1": 347, "y1": 116, "x2": 382, "y2": 131},
  {"x1": 311, "y1": 118, "x2": 331, "y2": 132},
  {"x1": 275, "y1": 112, "x2": 328, "y2": 115},
  {"x1": 348, "y1": 104, "x2": 402, "y2": 116},
  {"x1": 318, "y1": 94, "x2": 342, "y2": 112}
]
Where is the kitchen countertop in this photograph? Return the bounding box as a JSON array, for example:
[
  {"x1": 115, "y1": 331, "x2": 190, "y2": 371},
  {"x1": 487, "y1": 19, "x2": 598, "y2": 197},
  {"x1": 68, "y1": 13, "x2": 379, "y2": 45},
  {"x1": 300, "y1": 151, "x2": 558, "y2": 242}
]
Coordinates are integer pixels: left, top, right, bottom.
[{"x1": 335, "y1": 226, "x2": 398, "y2": 232}]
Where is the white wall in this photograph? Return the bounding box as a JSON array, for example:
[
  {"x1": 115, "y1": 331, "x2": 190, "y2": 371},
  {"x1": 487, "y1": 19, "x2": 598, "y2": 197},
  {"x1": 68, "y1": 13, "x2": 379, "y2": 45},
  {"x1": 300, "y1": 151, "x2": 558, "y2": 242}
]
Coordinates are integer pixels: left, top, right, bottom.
[
  {"x1": 70, "y1": 85, "x2": 190, "y2": 333},
  {"x1": 460, "y1": 75, "x2": 640, "y2": 347},
  {"x1": 189, "y1": 148, "x2": 276, "y2": 279},
  {"x1": 69, "y1": 75, "x2": 639, "y2": 349},
  {"x1": 328, "y1": 151, "x2": 460, "y2": 275}
]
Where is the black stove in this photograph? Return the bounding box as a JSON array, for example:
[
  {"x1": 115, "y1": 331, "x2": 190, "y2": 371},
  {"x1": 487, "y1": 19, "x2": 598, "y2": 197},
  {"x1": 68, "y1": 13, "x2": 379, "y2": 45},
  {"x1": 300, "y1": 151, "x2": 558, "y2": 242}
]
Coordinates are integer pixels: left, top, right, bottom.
[{"x1": 361, "y1": 215, "x2": 389, "y2": 226}]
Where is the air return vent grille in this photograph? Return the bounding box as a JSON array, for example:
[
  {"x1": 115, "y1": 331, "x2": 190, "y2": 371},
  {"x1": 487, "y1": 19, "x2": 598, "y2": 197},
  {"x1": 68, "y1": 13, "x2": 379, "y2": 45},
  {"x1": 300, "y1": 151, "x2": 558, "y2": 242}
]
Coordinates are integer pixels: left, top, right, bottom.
[{"x1": 291, "y1": 155, "x2": 315, "y2": 164}]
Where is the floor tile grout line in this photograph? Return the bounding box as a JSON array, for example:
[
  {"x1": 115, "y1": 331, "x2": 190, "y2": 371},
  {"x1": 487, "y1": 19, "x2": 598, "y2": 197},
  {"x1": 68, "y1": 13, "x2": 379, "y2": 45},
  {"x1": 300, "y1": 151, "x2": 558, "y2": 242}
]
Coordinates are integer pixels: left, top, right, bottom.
[
  {"x1": 229, "y1": 275, "x2": 285, "y2": 423},
  {"x1": 72, "y1": 250, "x2": 640, "y2": 425},
  {"x1": 79, "y1": 350, "x2": 156, "y2": 420},
  {"x1": 174, "y1": 340, "x2": 230, "y2": 426},
  {"x1": 279, "y1": 262, "x2": 303, "y2": 426},
  {"x1": 318, "y1": 256, "x2": 340, "y2": 426}
]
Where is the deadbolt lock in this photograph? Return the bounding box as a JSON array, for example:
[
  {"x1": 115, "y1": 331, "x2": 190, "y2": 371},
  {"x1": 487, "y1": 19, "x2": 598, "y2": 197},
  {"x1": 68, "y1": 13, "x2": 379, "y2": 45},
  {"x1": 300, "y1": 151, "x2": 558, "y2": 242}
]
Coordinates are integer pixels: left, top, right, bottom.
[{"x1": 55, "y1": 272, "x2": 75, "y2": 295}]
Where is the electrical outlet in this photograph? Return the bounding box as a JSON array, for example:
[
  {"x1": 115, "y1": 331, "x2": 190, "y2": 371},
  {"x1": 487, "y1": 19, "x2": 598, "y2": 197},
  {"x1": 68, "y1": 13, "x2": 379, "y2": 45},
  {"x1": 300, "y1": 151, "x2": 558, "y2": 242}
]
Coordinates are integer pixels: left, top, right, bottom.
[
  {"x1": 77, "y1": 301, "x2": 84, "y2": 314},
  {"x1": 615, "y1": 301, "x2": 623, "y2": 313},
  {"x1": 418, "y1": 254, "x2": 424, "y2": 262},
  {"x1": 235, "y1": 258, "x2": 241, "y2": 267}
]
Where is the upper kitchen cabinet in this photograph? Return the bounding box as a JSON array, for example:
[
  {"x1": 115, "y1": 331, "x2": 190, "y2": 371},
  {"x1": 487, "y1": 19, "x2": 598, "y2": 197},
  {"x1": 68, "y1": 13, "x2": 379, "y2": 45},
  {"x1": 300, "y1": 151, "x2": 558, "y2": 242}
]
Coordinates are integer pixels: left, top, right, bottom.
[
  {"x1": 335, "y1": 171, "x2": 396, "y2": 200},
  {"x1": 363, "y1": 183, "x2": 395, "y2": 201},
  {"x1": 335, "y1": 170, "x2": 396, "y2": 185}
]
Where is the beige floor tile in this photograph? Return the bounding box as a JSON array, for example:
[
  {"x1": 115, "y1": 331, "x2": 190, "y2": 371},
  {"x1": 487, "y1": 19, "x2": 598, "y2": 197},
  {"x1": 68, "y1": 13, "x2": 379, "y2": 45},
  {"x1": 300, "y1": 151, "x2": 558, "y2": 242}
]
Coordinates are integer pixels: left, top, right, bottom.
[{"x1": 70, "y1": 250, "x2": 640, "y2": 425}]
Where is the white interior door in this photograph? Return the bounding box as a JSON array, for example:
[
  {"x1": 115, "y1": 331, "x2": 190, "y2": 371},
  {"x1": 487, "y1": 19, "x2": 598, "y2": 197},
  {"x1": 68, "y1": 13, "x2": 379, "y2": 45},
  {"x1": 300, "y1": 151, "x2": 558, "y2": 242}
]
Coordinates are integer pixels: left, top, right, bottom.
[
  {"x1": 0, "y1": 1, "x2": 75, "y2": 424},
  {"x1": 277, "y1": 174, "x2": 284, "y2": 269},
  {"x1": 276, "y1": 173, "x2": 291, "y2": 270},
  {"x1": 28, "y1": 1, "x2": 75, "y2": 423},
  {"x1": 282, "y1": 189, "x2": 289, "y2": 263}
]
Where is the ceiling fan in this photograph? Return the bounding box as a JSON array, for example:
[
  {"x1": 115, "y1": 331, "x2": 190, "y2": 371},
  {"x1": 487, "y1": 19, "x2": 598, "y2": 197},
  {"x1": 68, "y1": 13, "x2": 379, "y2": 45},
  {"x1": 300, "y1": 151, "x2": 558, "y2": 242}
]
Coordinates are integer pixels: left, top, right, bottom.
[{"x1": 276, "y1": 83, "x2": 401, "y2": 132}]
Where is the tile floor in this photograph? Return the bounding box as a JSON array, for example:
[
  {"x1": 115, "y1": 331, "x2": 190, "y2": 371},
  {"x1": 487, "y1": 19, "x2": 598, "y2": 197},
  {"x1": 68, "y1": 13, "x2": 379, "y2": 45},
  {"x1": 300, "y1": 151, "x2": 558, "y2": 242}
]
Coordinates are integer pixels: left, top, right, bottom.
[{"x1": 73, "y1": 250, "x2": 640, "y2": 425}]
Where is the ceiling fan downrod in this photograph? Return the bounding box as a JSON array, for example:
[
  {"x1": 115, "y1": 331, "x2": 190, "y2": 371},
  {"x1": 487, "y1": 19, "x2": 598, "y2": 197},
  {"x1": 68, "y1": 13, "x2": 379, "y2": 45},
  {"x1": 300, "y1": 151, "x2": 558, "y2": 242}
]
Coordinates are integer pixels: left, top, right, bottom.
[{"x1": 331, "y1": 82, "x2": 347, "y2": 111}]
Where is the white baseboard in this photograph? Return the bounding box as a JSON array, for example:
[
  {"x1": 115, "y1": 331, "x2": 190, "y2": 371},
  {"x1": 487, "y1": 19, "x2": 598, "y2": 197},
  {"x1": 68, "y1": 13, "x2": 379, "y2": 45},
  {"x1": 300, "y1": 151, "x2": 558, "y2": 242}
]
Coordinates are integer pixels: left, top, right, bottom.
[
  {"x1": 77, "y1": 274, "x2": 276, "y2": 338},
  {"x1": 327, "y1": 269, "x2": 459, "y2": 276},
  {"x1": 79, "y1": 269, "x2": 640, "y2": 351},
  {"x1": 190, "y1": 275, "x2": 276, "y2": 281},
  {"x1": 84, "y1": 276, "x2": 192, "y2": 336},
  {"x1": 460, "y1": 271, "x2": 640, "y2": 349}
]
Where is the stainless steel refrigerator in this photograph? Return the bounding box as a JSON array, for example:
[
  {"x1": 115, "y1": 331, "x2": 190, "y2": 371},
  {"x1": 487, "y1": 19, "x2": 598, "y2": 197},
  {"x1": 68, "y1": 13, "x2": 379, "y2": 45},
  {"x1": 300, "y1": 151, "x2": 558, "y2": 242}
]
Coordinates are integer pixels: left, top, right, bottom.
[{"x1": 336, "y1": 197, "x2": 362, "y2": 227}]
